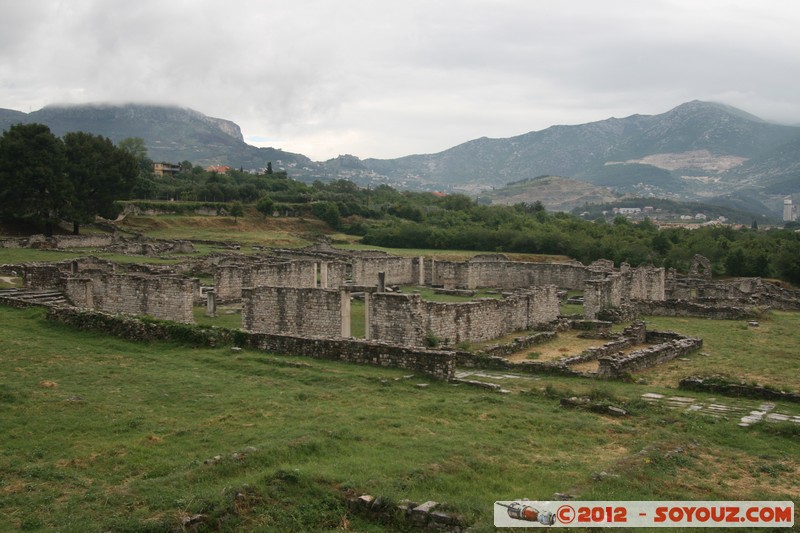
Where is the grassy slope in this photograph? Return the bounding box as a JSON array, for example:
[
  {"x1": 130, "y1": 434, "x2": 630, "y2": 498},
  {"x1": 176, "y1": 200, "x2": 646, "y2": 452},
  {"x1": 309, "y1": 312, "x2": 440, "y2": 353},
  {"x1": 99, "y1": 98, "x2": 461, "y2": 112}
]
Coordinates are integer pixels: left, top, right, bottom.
[{"x1": 1, "y1": 306, "x2": 798, "y2": 531}]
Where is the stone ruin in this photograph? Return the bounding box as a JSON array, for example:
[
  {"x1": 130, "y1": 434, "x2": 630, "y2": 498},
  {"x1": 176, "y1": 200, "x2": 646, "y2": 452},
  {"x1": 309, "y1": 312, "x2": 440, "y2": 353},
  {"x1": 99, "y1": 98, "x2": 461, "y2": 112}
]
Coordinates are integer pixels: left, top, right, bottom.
[
  {"x1": 16, "y1": 257, "x2": 198, "y2": 323},
  {"x1": 6, "y1": 242, "x2": 799, "y2": 381},
  {"x1": 663, "y1": 255, "x2": 800, "y2": 314}
]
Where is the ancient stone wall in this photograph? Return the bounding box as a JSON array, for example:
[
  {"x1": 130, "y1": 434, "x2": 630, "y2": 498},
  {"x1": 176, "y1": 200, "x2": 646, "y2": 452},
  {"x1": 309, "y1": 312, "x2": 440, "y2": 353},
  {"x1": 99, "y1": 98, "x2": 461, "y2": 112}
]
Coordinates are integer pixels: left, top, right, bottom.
[
  {"x1": 351, "y1": 256, "x2": 415, "y2": 286},
  {"x1": 241, "y1": 286, "x2": 346, "y2": 338},
  {"x1": 2, "y1": 234, "x2": 118, "y2": 249},
  {"x1": 634, "y1": 300, "x2": 758, "y2": 320},
  {"x1": 430, "y1": 260, "x2": 589, "y2": 290},
  {"x1": 367, "y1": 293, "x2": 425, "y2": 346},
  {"x1": 584, "y1": 266, "x2": 665, "y2": 319},
  {"x1": 23, "y1": 264, "x2": 64, "y2": 289},
  {"x1": 45, "y1": 306, "x2": 456, "y2": 380},
  {"x1": 215, "y1": 260, "x2": 350, "y2": 301},
  {"x1": 368, "y1": 287, "x2": 559, "y2": 347},
  {"x1": 597, "y1": 337, "x2": 703, "y2": 378},
  {"x1": 64, "y1": 272, "x2": 197, "y2": 323}
]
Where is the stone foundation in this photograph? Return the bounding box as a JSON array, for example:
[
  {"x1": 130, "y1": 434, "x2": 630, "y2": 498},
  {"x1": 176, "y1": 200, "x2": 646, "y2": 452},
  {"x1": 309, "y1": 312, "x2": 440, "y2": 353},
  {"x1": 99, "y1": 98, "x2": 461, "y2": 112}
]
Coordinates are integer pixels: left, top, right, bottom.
[
  {"x1": 597, "y1": 336, "x2": 703, "y2": 378},
  {"x1": 45, "y1": 306, "x2": 456, "y2": 380},
  {"x1": 369, "y1": 286, "x2": 560, "y2": 347}
]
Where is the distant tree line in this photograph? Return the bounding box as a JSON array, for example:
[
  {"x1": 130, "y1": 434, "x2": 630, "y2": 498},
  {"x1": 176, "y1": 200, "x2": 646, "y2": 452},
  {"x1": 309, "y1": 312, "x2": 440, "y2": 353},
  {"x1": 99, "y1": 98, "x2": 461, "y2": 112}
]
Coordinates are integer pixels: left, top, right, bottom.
[{"x1": 2, "y1": 123, "x2": 799, "y2": 286}]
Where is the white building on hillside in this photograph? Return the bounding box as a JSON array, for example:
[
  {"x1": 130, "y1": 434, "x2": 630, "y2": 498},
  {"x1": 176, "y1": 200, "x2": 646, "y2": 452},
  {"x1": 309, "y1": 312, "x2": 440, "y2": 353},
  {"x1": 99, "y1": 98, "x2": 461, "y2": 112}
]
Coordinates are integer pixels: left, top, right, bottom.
[{"x1": 784, "y1": 196, "x2": 798, "y2": 222}]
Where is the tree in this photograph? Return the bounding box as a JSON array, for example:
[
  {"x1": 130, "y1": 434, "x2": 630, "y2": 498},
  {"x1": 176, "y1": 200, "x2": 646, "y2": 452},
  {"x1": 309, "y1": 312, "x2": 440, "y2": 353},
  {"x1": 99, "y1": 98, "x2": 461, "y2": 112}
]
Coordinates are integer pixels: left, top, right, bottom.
[
  {"x1": 117, "y1": 137, "x2": 148, "y2": 161},
  {"x1": 63, "y1": 132, "x2": 139, "y2": 234},
  {"x1": 312, "y1": 201, "x2": 341, "y2": 229},
  {"x1": 0, "y1": 123, "x2": 69, "y2": 236},
  {"x1": 118, "y1": 137, "x2": 152, "y2": 178},
  {"x1": 256, "y1": 196, "x2": 275, "y2": 218},
  {"x1": 230, "y1": 201, "x2": 244, "y2": 223}
]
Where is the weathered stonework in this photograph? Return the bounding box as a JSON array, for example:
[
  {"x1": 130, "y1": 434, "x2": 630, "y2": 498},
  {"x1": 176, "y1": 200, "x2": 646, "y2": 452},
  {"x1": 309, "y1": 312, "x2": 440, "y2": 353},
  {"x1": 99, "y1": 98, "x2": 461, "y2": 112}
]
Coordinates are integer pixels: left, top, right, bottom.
[
  {"x1": 597, "y1": 336, "x2": 703, "y2": 378},
  {"x1": 351, "y1": 256, "x2": 416, "y2": 286},
  {"x1": 431, "y1": 259, "x2": 589, "y2": 290},
  {"x1": 215, "y1": 260, "x2": 348, "y2": 301},
  {"x1": 63, "y1": 272, "x2": 197, "y2": 323},
  {"x1": 635, "y1": 300, "x2": 758, "y2": 320},
  {"x1": 369, "y1": 286, "x2": 560, "y2": 347},
  {"x1": 45, "y1": 306, "x2": 456, "y2": 380},
  {"x1": 241, "y1": 286, "x2": 347, "y2": 337},
  {"x1": 584, "y1": 265, "x2": 665, "y2": 320}
]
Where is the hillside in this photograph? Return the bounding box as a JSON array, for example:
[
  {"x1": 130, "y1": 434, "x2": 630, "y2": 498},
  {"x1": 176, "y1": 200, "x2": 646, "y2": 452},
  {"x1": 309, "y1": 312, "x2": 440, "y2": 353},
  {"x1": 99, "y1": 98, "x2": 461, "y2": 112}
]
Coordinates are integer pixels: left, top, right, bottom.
[
  {"x1": 315, "y1": 101, "x2": 800, "y2": 215},
  {"x1": 0, "y1": 103, "x2": 312, "y2": 172},
  {"x1": 485, "y1": 175, "x2": 619, "y2": 212},
  {"x1": 3, "y1": 100, "x2": 800, "y2": 216}
]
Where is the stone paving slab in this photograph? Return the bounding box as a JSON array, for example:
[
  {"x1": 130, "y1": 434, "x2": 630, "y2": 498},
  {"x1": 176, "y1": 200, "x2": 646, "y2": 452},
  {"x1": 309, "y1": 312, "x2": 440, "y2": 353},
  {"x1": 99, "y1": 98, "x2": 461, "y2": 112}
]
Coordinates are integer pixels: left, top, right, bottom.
[{"x1": 642, "y1": 392, "x2": 799, "y2": 428}]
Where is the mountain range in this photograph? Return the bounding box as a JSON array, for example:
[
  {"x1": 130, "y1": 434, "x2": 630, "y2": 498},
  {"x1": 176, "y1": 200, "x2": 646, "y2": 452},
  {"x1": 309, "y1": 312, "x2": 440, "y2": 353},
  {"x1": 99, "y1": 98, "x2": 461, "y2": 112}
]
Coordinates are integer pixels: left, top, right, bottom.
[{"x1": 2, "y1": 100, "x2": 799, "y2": 216}]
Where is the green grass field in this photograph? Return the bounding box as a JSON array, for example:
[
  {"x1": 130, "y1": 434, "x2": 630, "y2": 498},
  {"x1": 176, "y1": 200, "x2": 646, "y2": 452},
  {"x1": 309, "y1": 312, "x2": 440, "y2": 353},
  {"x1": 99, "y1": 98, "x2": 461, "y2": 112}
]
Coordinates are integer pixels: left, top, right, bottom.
[
  {"x1": 1, "y1": 305, "x2": 798, "y2": 531},
  {"x1": 2, "y1": 214, "x2": 799, "y2": 530}
]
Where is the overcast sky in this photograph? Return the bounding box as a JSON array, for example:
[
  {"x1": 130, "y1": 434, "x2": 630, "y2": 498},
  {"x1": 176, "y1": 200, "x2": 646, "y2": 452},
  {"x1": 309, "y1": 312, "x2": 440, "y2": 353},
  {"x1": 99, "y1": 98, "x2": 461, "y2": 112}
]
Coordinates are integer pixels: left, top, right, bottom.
[{"x1": 2, "y1": 1, "x2": 800, "y2": 161}]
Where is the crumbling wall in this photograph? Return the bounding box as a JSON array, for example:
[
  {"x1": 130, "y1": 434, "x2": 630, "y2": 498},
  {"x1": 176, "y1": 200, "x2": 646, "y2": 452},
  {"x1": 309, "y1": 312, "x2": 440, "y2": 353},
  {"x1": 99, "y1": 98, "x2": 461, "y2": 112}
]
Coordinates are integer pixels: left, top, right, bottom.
[
  {"x1": 368, "y1": 293, "x2": 426, "y2": 346},
  {"x1": 431, "y1": 260, "x2": 589, "y2": 290},
  {"x1": 241, "y1": 286, "x2": 346, "y2": 338},
  {"x1": 688, "y1": 254, "x2": 713, "y2": 280},
  {"x1": 351, "y1": 256, "x2": 415, "y2": 286},
  {"x1": 23, "y1": 264, "x2": 64, "y2": 289},
  {"x1": 597, "y1": 336, "x2": 703, "y2": 378},
  {"x1": 105, "y1": 274, "x2": 196, "y2": 323},
  {"x1": 663, "y1": 274, "x2": 800, "y2": 311},
  {"x1": 584, "y1": 266, "x2": 665, "y2": 319},
  {"x1": 215, "y1": 260, "x2": 350, "y2": 301},
  {"x1": 64, "y1": 272, "x2": 197, "y2": 323},
  {"x1": 45, "y1": 306, "x2": 456, "y2": 380},
  {"x1": 368, "y1": 287, "x2": 559, "y2": 347},
  {"x1": 635, "y1": 300, "x2": 758, "y2": 320}
]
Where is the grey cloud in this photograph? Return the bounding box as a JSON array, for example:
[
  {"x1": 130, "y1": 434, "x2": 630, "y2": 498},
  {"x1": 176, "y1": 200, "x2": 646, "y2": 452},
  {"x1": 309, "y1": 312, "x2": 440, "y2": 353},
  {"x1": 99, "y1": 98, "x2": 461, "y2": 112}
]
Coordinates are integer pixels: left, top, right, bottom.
[{"x1": 2, "y1": 0, "x2": 800, "y2": 160}]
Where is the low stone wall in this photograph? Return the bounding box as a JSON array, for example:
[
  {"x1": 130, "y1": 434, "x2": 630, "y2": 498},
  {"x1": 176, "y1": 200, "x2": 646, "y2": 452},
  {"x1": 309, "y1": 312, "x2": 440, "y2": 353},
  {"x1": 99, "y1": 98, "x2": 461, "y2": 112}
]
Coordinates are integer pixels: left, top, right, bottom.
[
  {"x1": 679, "y1": 376, "x2": 800, "y2": 403},
  {"x1": 635, "y1": 300, "x2": 757, "y2": 320},
  {"x1": 455, "y1": 352, "x2": 586, "y2": 377},
  {"x1": 472, "y1": 331, "x2": 557, "y2": 358},
  {"x1": 597, "y1": 337, "x2": 703, "y2": 379},
  {"x1": 244, "y1": 333, "x2": 454, "y2": 380},
  {"x1": 0, "y1": 234, "x2": 117, "y2": 249},
  {"x1": 44, "y1": 306, "x2": 455, "y2": 380}
]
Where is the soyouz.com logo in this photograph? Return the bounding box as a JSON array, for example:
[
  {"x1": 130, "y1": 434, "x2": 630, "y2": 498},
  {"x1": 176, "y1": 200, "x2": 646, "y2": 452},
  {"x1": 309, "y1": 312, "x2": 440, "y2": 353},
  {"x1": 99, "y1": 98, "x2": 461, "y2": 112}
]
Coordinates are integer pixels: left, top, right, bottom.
[{"x1": 494, "y1": 501, "x2": 795, "y2": 528}]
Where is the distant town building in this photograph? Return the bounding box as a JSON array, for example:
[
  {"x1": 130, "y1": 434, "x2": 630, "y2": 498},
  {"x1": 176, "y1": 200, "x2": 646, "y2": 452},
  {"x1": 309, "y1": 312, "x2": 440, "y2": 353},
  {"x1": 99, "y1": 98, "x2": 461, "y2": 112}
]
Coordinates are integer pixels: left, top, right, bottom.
[
  {"x1": 205, "y1": 165, "x2": 232, "y2": 174},
  {"x1": 153, "y1": 162, "x2": 181, "y2": 177},
  {"x1": 784, "y1": 196, "x2": 798, "y2": 222},
  {"x1": 613, "y1": 207, "x2": 641, "y2": 215}
]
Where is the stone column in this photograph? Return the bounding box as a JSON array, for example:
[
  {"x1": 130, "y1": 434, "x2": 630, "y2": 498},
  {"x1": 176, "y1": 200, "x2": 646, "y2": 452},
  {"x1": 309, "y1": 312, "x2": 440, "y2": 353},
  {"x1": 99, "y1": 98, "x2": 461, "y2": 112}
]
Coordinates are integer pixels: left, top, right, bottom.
[
  {"x1": 340, "y1": 289, "x2": 351, "y2": 338},
  {"x1": 378, "y1": 271, "x2": 386, "y2": 293},
  {"x1": 364, "y1": 292, "x2": 371, "y2": 340},
  {"x1": 418, "y1": 256, "x2": 425, "y2": 285},
  {"x1": 71, "y1": 260, "x2": 79, "y2": 275},
  {"x1": 320, "y1": 261, "x2": 329, "y2": 289},
  {"x1": 206, "y1": 289, "x2": 217, "y2": 317}
]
